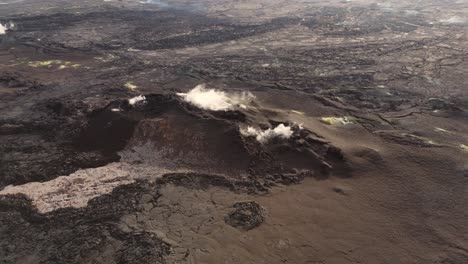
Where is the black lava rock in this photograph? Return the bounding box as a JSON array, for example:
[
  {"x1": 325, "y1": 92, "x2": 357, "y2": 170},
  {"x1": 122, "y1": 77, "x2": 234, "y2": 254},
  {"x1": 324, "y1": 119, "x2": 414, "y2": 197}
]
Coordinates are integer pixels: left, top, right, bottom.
[{"x1": 224, "y1": 201, "x2": 265, "y2": 231}]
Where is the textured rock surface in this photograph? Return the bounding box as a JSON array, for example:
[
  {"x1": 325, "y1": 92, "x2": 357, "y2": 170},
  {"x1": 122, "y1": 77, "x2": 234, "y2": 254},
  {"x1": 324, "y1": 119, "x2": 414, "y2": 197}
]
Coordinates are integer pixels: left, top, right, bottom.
[{"x1": 0, "y1": 0, "x2": 467, "y2": 263}]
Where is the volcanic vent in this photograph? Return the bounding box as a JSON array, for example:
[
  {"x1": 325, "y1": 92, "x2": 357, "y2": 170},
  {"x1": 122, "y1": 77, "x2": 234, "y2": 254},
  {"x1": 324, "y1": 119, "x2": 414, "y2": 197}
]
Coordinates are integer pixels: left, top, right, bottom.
[{"x1": 0, "y1": 85, "x2": 349, "y2": 213}]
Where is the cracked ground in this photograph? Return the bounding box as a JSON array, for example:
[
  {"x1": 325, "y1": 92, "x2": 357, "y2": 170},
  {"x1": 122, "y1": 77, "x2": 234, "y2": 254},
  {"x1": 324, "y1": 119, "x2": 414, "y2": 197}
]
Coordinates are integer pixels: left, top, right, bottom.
[{"x1": 0, "y1": 0, "x2": 467, "y2": 263}]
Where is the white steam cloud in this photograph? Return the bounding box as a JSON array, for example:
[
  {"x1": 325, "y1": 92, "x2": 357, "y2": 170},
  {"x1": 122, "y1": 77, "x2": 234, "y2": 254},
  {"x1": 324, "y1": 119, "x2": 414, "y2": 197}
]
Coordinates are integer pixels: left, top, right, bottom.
[
  {"x1": 128, "y1": 95, "x2": 146, "y2": 105},
  {"x1": 177, "y1": 84, "x2": 255, "y2": 111},
  {"x1": 0, "y1": 22, "x2": 15, "y2": 35},
  {"x1": 0, "y1": 24, "x2": 6, "y2": 35},
  {"x1": 241, "y1": 124, "x2": 294, "y2": 143}
]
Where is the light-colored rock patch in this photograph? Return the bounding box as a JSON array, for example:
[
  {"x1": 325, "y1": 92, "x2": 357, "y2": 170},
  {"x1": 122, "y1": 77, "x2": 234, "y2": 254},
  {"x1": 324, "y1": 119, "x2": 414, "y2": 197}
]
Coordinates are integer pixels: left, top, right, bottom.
[{"x1": 0, "y1": 162, "x2": 176, "y2": 213}]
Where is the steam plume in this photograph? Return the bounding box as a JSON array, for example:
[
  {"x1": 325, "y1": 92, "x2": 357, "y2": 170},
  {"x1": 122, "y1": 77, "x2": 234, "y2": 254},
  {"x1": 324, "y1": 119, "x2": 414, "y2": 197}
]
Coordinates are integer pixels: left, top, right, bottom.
[
  {"x1": 177, "y1": 84, "x2": 255, "y2": 111},
  {"x1": 241, "y1": 124, "x2": 294, "y2": 143}
]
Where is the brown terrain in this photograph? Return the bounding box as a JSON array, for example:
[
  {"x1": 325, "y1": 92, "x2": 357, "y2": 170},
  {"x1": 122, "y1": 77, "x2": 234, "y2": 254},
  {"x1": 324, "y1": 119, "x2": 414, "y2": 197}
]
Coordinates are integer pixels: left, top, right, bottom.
[{"x1": 0, "y1": 0, "x2": 467, "y2": 263}]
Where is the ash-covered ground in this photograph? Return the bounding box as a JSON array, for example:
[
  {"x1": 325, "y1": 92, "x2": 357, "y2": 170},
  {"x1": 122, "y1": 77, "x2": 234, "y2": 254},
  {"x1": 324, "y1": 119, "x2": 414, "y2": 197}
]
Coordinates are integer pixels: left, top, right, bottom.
[{"x1": 0, "y1": 0, "x2": 467, "y2": 263}]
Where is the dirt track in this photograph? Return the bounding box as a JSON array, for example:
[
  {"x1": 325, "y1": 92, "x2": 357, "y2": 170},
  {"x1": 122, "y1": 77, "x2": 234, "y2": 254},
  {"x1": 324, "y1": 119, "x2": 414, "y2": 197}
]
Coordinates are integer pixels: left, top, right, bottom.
[{"x1": 0, "y1": 0, "x2": 467, "y2": 263}]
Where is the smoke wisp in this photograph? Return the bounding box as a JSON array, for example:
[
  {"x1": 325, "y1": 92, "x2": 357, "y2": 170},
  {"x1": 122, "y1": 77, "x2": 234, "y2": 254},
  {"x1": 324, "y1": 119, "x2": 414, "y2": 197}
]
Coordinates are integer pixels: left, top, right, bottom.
[
  {"x1": 177, "y1": 84, "x2": 255, "y2": 111},
  {"x1": 0, "y1": 22, "x2": 15, "y2": 35},
  {"x1": 128, "y1": 95, "x2": 146, "y2": 105},
  {"x1": 0, "y1": 23, "x2": 6, "y2": 35},
  {"x1": 241, "y1": 124, "x2": 294, "y2": 143}
]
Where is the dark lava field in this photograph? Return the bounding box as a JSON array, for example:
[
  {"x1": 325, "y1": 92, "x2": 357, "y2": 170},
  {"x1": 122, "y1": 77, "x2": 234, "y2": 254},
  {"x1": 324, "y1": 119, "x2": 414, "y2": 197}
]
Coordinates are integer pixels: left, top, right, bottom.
[{"x1": 0, "y1": 0, "x2": 467, "y2": 263}]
